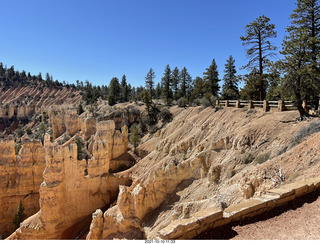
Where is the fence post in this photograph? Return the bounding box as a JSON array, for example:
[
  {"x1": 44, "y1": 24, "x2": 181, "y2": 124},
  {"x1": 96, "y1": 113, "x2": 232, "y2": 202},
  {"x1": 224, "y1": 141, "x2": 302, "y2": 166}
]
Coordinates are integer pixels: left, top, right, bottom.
[
  {"x1": 225, "y1": 100, "x2": 229, "y2": 107},
  {"x1": 302, "y1": 100, "x2": 309, "y2": 114},
  {"x1": 236, "y1": 100, "x2": 241, "y2": 108},
  {"x1": 263, "y1": 100, "x2": 270, "y2": 112},
  {"x1": 216, "y1": 100, "x2": 220, "y2": 107},
  {"x1": 248, "y1": 100, "x2": 253, "y2": 109},
  {"x1": 278, "y1": 100, "x2": 285, "y2": 112}
]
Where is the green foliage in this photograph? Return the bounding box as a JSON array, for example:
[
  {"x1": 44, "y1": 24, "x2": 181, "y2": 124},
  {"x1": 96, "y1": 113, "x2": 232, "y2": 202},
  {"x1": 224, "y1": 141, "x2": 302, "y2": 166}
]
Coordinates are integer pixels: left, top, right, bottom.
[
  {"x1": 255, "y1": 152, "x2": 270, "y2": 164},
  {"x1": 193, "y1": 76, "x2": 206, "y2": 99},
  {"x1": 75, "y1": 136, "x2": 85, "y2": 160},
  {"x1": 161, "y1": 65, "x2": 173, "y2": 105},
  {"x1": 109, "y1": 77, "x2": 120, "y2": 103},
  {"x1": 159, "y1": 108, "x2": 173, "y2": 123},
  {"x1": 240, "y1": 15, "x2": 277, "y2": 100},
  {"x1": 141, "y1": 89, "x2": 152, "y2": 114},
  {"x1": 241, "y1": 152, "x2": 254, "y2": 164},
  {"x1": 145, "y1": 68, "x2": 155, "y2": 100},
  {"x1": 129, "y1": 125, "x2": 141, "y2": 153},
  {"x1": 277, "y1": 0, "x2": 320, "y2": 117},
  {"x1": 171, "y1": 67, "x2": 180, "y2": 100},
  {"x1": 221, "y1": 55, "x2": 239, "y2": 100},
  {"x1": 203, "y1": 59, "x2": 220, "y2": 97},
  {"x1": 240, "y1": 69, "x2": 266, "y2": 100},
  {"x1": 108, "y1": 94, "x2": 116, "y2": 106},
  {"x1": 88, "y1": 102, "x2": 98, "y2": 117},
  {"x1": 16, "y1": 127, "x2": 25, "y2": 138},
  {"x1": 13, "y1": 201, "x2": 26, "y2": 231},
  {"x1": 14, "y1": 143, "x2": 22, "y2": 155},
  {"x1": 26, "y1": 127, "x2": 32, "y2": 135},
  {"x1": 177, "y1": 97, "x2": 188, "y2": 108},
  {"x1": 77, "y1": 103, "x2": 85, "y2": 115}
]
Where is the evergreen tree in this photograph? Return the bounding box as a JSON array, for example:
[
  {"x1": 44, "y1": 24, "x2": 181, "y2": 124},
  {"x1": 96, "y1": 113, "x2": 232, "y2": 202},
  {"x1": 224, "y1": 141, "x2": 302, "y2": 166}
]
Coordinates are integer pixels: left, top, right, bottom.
[
  {"x1": 179, "y1": 67, "x2": 192, "y2": 99},
  {"x1": 171, "y1": 67, "x2": 180, "y2": 100},
  {"x1": 240, "y1": 69, "x2": 262, "y2": 100},
  {"x1": 77, "y1": 102, "x2": 85, "y2": 115},
  {"x1": 120, "y1": 74, "x2": 128, "y2": 102},
  {"x1": 145, "y1": 68, "x2": 155, "y2": 100},
  {"x1": 240, "y1": 15, "x2": 277, "y2": 100},
  {"x1": 13, "y1": 201, "x2": 26, "y2": 231},
  {"x1": 155, "y1": 82, "x2": 162, "y2": 99},
  {"x1": 130, "y1": 125, "x2": 141, "y2": 154},
  {"x1": 193, "y1": 76, "x2": 206, "y2": 99},
  {"x1": 161, "y1": 65, "x2": 173, "y2": 104},
  {"x1": 278, "y1": 0, "x2": 320, "y2": 117},
  {"x1": 108, "y1": 77, "x2": 120, "y2": 103},
  {"x1": 203, "y1": 59, "x2": 220, "y2": 97},
  {"x1": 221, "y1": 55, "x2": 239, "y2": 100}
]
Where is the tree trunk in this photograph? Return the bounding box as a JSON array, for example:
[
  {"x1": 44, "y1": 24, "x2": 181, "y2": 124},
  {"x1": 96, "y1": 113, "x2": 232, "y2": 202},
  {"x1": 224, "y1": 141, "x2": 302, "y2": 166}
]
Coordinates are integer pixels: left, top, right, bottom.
[
  {"x1": 295, "y1": 75, "x2": 308, "y2": 118},
  {"x1": 258, "y1": 30, "x2": 264, "y2": 101}
]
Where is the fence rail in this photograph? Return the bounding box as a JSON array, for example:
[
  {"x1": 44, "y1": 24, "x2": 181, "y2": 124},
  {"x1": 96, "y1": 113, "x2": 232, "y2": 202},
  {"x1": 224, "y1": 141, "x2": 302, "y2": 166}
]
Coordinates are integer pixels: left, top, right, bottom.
[{"x1": 216, "y1": 99, "x2": 317, "y2": 114}]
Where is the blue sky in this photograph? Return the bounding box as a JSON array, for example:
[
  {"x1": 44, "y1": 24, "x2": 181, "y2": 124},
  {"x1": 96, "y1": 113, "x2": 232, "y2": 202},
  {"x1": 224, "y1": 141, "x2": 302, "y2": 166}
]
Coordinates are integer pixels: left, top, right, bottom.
[{"x1": 0, "y1": 0, "x2": 296, "y2": 88}]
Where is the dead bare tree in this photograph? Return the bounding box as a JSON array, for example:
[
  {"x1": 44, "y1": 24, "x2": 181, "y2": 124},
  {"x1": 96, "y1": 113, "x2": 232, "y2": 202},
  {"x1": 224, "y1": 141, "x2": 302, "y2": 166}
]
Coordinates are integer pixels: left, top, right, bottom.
[{"x1": 264, "y1": 165, "x2": 285, "y2": 184}]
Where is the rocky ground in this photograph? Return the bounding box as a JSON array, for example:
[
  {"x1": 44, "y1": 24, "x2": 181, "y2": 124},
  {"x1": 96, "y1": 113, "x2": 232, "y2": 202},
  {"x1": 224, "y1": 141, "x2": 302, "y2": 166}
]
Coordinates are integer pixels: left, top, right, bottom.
[{"x1": 197, "y1": 189, "x2": 320, "y2": 240}]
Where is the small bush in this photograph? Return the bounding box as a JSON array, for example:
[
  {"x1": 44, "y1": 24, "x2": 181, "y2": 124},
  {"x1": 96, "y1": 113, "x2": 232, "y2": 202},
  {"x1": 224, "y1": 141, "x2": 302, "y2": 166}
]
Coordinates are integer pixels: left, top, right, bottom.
[
  {"x1": 26, "y1": 128, "x2": 32, "y2": 135},
  {"x1": 241, "y1": 152, "x2": 254, "y2": 164},
  {"x1": 255, "y1": 152, "x2": 270, "y2": 164},
  {"x1": 177, "y1": 97, "x2": 188, "y2": 108},
  {"x1": 200, "y1": 97, "x2": 211, "y2": 108},
  {"x1": 14, "y1": 143, "x2": 22, "y2": 155},
  {"x1": 159, "y1": 108, "x2": 173, "y2": 123}
]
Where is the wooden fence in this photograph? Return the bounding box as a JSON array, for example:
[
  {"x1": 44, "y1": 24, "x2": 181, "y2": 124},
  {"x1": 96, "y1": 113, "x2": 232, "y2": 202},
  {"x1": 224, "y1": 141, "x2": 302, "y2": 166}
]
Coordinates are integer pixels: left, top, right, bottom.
[{"x1": 215, "y1": 100, "x2": 316, "y2": 113}]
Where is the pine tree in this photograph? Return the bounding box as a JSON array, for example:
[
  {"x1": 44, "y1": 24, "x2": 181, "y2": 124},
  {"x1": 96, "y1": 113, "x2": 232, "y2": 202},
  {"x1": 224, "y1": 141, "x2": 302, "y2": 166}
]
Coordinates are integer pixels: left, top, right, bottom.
[
  {"x1": 278, "y1": 0, "x2": 320, "y2": 117},
  {"x1": 13, "y1": 201, "x2": 26, "y2": 231},
  {"x1": 240, "y1": 15, "x2": 277, "y2": 100},
  {"x1": 171, "y1": 67, "x2": 180, "y2": 100},
  {"x1": 155, "y1": 82, "x2": 162, "y2": 99},
  {"x1": 77, "y1": 102, "x2": 84, "y2": 115},
  {"x1": 130, "y1": 125, "x2": 141, "y2": 154},
  {"x1": 161, "y1": 65, "x2": 173, "y2": 104},
  {"x1": 120, "y1": 74, "x2": 128, "y2": 102},
  {"x1": 108, "y1": 77, "x2": 120, "y2": 104},
  {"x1": 221, "y1": 55, "x2": 239, "y2": 100},
  {"x1": 179, "y1": 67, "x2": 192, "y2": 99},
  {"x1": 240, "y1": 68, "x2": 262, "y2": 100},
  {"x1": 193, "y1": 76, "x2": 206, "y2": 99},
  {"x1": 145, "y1": 68, "x2": 155, "y2": 101},
  {"x1": 203, "y1": 59, "x2": 220, "y2": 97}
]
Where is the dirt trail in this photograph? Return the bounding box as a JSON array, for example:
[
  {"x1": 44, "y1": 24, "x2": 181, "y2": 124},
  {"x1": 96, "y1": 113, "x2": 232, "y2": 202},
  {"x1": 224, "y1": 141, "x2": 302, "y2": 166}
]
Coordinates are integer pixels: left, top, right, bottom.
[{"x1": 196, "y1": 189, "x2": 320, "y2": 240}]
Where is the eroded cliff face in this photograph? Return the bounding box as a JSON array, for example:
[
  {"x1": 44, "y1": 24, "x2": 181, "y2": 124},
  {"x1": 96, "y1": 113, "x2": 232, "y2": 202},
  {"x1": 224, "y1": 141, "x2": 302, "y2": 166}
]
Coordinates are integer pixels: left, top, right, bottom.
[
  {"x1": 86, "y1": 107, "x2": 320, "y2": 240},
  {"x1": 0, "y1": 138, "x2": 46, "y2": 237},
  {"x1": 8, "y1": 120, "x2": 132, "y2": 240}
]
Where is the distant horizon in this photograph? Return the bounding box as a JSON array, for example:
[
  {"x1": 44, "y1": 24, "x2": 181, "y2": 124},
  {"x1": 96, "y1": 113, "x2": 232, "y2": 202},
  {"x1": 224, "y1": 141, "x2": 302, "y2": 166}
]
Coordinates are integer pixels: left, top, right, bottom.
[{"x1": 0, "y1": 0, "x2": 296, "y2": 88}]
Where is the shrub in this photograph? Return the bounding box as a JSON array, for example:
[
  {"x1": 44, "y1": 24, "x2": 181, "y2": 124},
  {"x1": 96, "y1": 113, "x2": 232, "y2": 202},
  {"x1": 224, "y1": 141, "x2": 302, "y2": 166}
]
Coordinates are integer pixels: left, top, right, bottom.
[
  {"x1": 26, "y1": 127, "x2": 32, "y2": 135},
  {"x1": 159, "y1": 108, "x2": 173, "y2": 123},
  {"x1": 200, "y1": 97, "x2": 211, "y2": 108},
  {"x1": 14, "y1": 143, "x2": 22, "y2": 155},
  {"x1": 255, "y1": 152, "x2": 270, "y2": 164},
  {"x1": 177, "y1": 97, "x2": 188, "y2": 108},
  {"x1": 241, "y1": 152, "x2": 254, "y2": 164},
  {"x1": 75, "y1": 136, "x2": 85, "y2": 160},
  {"x1": 13, "y1": 201, "x2": 26, "y2": 231}
]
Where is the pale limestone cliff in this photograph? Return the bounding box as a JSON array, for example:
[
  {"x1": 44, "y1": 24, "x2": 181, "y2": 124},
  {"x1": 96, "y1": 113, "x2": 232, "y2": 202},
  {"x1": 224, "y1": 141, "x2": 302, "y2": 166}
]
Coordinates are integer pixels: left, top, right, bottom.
[
  {"x1": 8, "y1": 120, "x2": 131, "y2": 240},
  {"x1": 0, "y1": 138, "x2": 46, "y2": 237}
]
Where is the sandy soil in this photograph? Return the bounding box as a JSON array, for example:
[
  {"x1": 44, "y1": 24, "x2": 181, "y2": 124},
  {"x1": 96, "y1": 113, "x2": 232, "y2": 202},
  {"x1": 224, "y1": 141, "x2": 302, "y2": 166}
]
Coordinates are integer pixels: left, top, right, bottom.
[{"x1": 196, "y1": 189, "x2": 320, "y2": 240}]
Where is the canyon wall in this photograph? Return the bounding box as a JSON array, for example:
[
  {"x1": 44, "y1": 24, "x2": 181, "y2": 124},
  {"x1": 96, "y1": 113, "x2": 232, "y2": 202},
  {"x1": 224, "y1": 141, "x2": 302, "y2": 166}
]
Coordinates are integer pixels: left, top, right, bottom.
[
  {"x1": 8, "y1": 120, "x2": 132, "y2": 240},
  {"x1": 0, "y1": 138, "x2": 46, "y2": 237}
]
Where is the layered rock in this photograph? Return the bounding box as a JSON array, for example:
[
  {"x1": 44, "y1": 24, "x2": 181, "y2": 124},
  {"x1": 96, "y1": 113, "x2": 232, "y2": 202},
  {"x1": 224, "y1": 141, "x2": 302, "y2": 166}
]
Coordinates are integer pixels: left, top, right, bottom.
[
  {"x1": 0, "y1": 138, "x2": 46, "y2": 237},
  {"x1": 8, "y1": 120, "x2": 131, "y2": 240}
]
